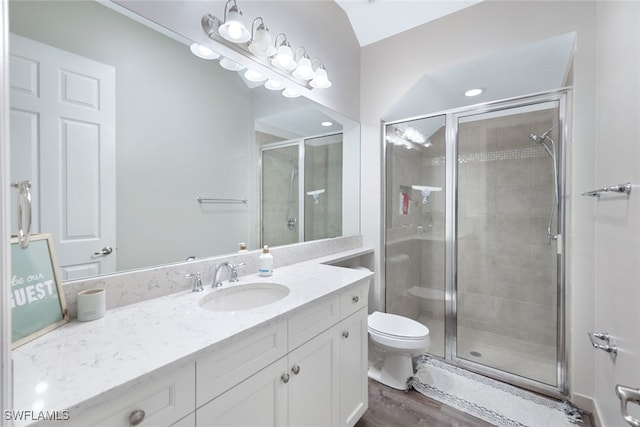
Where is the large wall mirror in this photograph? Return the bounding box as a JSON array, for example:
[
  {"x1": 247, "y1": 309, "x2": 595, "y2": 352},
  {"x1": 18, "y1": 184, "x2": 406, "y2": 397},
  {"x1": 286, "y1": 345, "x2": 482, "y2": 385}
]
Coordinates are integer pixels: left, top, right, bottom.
[{"x1": 8, "y1": 0, "x2": 360, "y2": 281}]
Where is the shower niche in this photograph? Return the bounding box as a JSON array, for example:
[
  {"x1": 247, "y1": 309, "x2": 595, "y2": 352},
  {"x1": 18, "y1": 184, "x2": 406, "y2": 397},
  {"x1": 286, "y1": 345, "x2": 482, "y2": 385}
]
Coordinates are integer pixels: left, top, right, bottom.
[{"x1": 384, "y1": 91, "x2": 569, "y2": 398}]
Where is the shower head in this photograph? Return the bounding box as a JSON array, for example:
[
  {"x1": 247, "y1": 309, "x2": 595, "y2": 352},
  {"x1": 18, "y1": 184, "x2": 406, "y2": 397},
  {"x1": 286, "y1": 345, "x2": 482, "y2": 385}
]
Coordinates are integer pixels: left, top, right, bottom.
[
  {"x1": 530, "y1": 124, "x2": 558, "y2": 144},
  {"x1": 529, "y1": 133, "x2": 544, "y2": 143}
]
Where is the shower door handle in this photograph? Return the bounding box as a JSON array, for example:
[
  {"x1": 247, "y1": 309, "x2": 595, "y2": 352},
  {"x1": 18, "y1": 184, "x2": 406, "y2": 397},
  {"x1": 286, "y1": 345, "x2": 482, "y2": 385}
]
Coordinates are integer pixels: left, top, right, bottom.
[{"x1": 616, "y1": 385, "x2": 640, "y2": 426}]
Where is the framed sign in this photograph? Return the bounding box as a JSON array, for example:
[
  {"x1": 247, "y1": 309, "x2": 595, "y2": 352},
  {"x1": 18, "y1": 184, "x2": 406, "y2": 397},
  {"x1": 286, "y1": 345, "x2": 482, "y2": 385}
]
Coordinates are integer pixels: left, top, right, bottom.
[{"x1": 10, "y1": 234, "x2": 68, "y2": 349}]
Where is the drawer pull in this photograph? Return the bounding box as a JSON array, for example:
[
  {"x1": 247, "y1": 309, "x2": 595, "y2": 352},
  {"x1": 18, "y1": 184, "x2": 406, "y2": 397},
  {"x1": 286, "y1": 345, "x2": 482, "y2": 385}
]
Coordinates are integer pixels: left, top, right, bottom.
[
  {"x1": 352, "y1": 296, "x2": 359, "y2": 304},
  {"x1": 129, "y1": 409, "x2": 146, "y2": 426},
  {"x1": 281, "y1": 373, "x2": 290, "y2": 383},
  {"x1": 342, "y1": 331, "x2": 349, "y2": 339},
  {"x1": 291, "y1": 365, "x2": 300, "y2": 375}
]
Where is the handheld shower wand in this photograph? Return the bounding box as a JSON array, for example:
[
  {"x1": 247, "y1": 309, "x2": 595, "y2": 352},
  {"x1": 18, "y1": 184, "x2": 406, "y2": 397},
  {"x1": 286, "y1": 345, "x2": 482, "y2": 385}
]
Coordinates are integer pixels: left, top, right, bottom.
[{"x1": 529, "y1": 125, "x2": 560, "y2": 245}]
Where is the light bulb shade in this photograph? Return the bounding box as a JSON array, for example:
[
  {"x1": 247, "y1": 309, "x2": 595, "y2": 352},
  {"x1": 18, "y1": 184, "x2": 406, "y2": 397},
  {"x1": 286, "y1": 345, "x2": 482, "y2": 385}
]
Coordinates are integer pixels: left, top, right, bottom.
[
  {"x1": 244, "y1": 68, "x2": 267, "y2": 82},
  {"x1": 190, "y1": 43, "x2": 220, "y2": 60},
  {"x1": 248, "y1": 26, "x2": 276, "y2": 58},
  {"x1": 292, "y1": 57, "x2": 315, "y2": 80},
  {"x1": 271, "y1": 44, "x2": 296, "y2": 71},
  {"x1": 219, "y1": 57, "x2": 245, "y2": 71},
  {"x1": 310, "y1": 67, "x2": 332, "y2": 88},
  {"x1": 219, "y1": 6, "x2": 251, "y2": 43},
  {"x1": 264, "y1": 79, "x2": 285, "y2": 90},
  {"x1": 282, "y1": 87, "x2": 301, "y2": 98}
]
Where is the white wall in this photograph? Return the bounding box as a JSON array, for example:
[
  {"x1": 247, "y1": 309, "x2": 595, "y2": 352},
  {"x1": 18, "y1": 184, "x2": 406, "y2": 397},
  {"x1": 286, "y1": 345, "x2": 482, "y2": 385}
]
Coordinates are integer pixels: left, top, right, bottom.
[
  {"x1": 593, "y1": 2, "x2": 640, "y2": 424},
  {"x1": 360, "y1": 0, "x2": 598, "y2": 404}
]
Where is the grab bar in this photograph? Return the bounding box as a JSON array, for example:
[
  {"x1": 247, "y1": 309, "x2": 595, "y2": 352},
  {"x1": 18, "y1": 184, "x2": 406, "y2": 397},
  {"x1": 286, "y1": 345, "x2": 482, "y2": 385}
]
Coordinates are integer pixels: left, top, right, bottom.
[
  {"x1": 196, "y1": 197, "x2": 248, "y2": 204},
  {"x1": 582, "y1": 182, "x2": 632, "y2": 197}
]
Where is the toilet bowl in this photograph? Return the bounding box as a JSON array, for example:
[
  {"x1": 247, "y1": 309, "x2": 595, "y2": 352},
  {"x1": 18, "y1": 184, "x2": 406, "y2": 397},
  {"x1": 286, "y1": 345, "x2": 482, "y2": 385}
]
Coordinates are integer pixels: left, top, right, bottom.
[{"x1": 368, "y1": 311, "x2": 430, "y2": 390}]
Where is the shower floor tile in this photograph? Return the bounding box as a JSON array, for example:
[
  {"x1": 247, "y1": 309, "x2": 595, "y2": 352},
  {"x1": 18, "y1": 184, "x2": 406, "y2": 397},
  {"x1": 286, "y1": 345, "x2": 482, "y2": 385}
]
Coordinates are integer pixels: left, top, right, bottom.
[{"x1": 417, "y1": 317, "x2": 556, "y2": 386}]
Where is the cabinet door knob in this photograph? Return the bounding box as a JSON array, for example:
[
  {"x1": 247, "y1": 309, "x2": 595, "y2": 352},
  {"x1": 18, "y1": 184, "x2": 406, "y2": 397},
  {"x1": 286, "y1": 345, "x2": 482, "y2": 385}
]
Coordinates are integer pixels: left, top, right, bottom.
[
  {"x1": 352, "y1": 296, "x2": 359, "y2": 303},
  {"x1": 281, "y1": 373, "x2": 290, "y2": 383},
  {"x1": 291, "y1": 365, "x2": 300, "y2": 375},
  {"x1": 342, "y1": 331, "x2": 349, "y2": 339},
  {"x1": 129, "y1": 409, "x2": 146, "y2": 426}
]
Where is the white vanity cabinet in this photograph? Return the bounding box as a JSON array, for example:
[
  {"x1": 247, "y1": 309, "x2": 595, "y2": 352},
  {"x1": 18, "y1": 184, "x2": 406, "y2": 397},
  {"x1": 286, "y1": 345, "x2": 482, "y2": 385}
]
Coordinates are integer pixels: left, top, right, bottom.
[
  {"x1": 54, "y1": 362, "x2": 196, "y2": 427},
  {"x1": 196, "y1": 281, "x2": 369, "y2": 427}
]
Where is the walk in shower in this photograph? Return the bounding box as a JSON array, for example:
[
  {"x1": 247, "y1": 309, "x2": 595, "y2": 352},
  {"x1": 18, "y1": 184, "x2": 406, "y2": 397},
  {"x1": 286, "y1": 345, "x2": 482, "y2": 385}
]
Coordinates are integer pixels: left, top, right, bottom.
[
  {"x1": 384, "y1": 90, "x2": 569, "y2": 396},
  {"x1": 261, "y1": 133, "x2": 343, "y2": 247}
]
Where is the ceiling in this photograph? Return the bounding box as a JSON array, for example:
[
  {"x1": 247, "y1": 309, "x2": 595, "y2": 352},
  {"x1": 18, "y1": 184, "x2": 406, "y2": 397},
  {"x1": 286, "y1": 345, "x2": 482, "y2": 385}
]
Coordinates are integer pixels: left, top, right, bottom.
[{"x1": 334, "y1": 0, "x2": 483, "y2": 46}]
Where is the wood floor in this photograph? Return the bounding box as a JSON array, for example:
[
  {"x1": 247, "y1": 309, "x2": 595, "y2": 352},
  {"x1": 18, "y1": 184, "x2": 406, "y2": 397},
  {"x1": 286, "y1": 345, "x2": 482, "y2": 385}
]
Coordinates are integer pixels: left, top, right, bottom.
[{"x1": 355, "y1": 379, "x2": 595, "y2": 427}]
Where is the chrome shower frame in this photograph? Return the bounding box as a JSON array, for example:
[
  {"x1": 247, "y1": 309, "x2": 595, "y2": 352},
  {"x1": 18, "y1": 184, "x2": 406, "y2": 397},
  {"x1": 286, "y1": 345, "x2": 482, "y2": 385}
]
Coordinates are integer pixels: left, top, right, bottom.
[{"x1": 381, "y1": 88, "x2": 571, "y2": 399}]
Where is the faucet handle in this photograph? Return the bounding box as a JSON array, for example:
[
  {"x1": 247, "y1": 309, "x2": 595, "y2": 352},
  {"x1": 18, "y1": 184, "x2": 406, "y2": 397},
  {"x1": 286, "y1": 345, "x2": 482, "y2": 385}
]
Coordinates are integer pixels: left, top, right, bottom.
[
  {"x1": 229, "y1": 262, "x2": 246, "y2": 282},
  {"x1": 185, "y1": 272, "x2": 204, "y2": 292}
]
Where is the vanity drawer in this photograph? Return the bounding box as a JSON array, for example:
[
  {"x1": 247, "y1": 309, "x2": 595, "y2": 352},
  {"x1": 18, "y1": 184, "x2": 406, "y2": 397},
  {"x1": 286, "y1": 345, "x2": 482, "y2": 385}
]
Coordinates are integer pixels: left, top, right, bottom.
[
  {"x1": 64, "y1": 362, "x2": 195, "y2": 427},
  {"x1": 340, "y1": 279, "x2": 369, "y2": 318},
  {"x1": 288, "y1": 294, "x2": 340, "y2": 350},
  {"x1": 196, "y1": 319, "x2": 287, "y2": 407}
]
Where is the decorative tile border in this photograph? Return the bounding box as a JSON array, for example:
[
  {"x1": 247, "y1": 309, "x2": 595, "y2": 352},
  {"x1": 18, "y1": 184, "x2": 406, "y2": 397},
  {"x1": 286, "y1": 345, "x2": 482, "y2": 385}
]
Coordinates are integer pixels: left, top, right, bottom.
[{"x1": 425, "y1": 146, "x2": 547, "y2": 166}]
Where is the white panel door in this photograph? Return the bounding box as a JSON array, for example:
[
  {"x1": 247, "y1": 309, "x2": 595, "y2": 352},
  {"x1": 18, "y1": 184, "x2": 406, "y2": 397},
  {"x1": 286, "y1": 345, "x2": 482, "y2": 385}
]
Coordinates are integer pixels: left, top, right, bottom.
[{"x1": 9, "y1": 34, "x2": 116, "y2": 279}]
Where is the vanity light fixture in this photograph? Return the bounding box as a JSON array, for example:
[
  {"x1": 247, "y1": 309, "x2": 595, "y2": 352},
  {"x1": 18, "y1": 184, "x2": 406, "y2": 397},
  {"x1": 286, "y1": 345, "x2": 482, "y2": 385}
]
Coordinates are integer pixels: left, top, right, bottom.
[
  {"x1": 272, "y1": 34, "x2": 296, "y2": 71},
  {"x1": 219, "y1": 57, "x2": 245, "y2": 71},
  {"x1": 198, "y1": 1, "x2": 331, "y2": 98},
  {"x1": 282, "y1": 87, "x2": 301, "y2": 98},
  {"x1": 292, "y1": 47, "x2": 315, "y2": 80},
  {"x1": 218, "y1": 0, "x2": 251, "y2": 43},
  {"x1": 248, "y1": 18, "x2": 276, "y2": 58},
  {"x1": 386, "y1": 126, "x2": 430, "y2": 150},
  {"x1": 309, "y1": 61, "x2": 332, "y2": 89},
  {"x1": 244, "y1": 68, "x2": 267, "y2": 82},
  {"x1": 265, "y1": 79, "x2": 285, "y2": 91},
  {"x1": 190, "y1": 43, "x2": 220, "y2": 60},
  {"x1": 464, "y1": 88, "x2": 483, "y2": 97}
]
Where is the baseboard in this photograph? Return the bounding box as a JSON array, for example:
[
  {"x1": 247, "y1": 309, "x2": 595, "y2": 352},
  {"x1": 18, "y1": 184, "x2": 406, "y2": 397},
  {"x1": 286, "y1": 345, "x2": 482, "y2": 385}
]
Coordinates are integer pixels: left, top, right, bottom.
[{"x1": 571, "y1": 393, "x2": 603, "y2": 427}]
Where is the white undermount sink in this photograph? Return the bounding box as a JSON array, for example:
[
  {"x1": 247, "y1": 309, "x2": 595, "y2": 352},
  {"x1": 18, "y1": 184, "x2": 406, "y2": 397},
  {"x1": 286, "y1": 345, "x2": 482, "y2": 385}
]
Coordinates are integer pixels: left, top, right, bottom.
[{"x1": 198, "y1": 282, "x2": 290, "y2": 312}]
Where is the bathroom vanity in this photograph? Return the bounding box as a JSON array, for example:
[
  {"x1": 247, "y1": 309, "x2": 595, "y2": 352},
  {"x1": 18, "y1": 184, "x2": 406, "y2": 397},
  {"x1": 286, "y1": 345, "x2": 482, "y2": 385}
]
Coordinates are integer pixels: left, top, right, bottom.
[{"x1": 11, "y1": 252, "x2": 372, "y2": 427}]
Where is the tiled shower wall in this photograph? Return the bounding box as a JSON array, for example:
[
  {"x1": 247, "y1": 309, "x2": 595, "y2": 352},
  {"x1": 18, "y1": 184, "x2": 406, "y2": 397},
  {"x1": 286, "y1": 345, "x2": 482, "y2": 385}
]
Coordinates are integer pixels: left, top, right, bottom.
[
  {"x1": 457, "y1": 109, "x2": 558, "y2": 347},
  {"x1": 386, "y1": 108, "x2": 558, "y2": 348}
]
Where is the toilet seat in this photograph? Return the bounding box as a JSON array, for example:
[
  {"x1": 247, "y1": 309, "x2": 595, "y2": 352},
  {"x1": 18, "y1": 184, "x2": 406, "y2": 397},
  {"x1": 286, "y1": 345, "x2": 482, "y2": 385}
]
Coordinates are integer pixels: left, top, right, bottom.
[{"x1": 368, "y1": 311, "x2": 429, "y2": 340}]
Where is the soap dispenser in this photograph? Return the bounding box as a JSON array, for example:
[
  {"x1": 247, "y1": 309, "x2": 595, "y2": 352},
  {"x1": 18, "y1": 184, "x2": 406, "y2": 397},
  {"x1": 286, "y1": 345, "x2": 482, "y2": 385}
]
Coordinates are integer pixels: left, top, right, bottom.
[{"x1": 259, "y1": 245, "x2": 273, "y2": 276}]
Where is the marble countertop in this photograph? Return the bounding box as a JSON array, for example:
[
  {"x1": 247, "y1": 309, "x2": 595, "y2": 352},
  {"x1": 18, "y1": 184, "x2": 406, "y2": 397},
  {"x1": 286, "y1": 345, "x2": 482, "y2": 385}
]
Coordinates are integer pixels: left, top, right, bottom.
[{"x1": 11, "y1": 255, "x2": 373, "y2": 425}]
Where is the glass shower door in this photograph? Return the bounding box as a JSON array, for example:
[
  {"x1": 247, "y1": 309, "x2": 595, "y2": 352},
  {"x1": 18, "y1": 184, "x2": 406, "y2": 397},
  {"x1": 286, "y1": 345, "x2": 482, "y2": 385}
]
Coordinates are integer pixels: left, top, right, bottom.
[
  {"x1": 261, "y1": 144, "x2": 300, "y2": 247},
  {"x1": 454, "y1": 101, "x2": 561, "y2": 387},
  {"x1": 384, "y1": 115, "x2": 447, "y2": 358},
  {"x1": 304, "y1": 134, "x2": 343, "y2": 241}
]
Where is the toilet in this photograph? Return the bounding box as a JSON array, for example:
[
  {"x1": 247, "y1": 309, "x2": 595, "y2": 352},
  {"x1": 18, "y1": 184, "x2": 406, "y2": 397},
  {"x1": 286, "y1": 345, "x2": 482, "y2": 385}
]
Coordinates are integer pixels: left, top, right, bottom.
[
  {"x1": 367, "y1": 311, "x2": 430, "y2": 390},
  {"x1": 350, "y1": 264, "x2": 430, "y2": 390}
]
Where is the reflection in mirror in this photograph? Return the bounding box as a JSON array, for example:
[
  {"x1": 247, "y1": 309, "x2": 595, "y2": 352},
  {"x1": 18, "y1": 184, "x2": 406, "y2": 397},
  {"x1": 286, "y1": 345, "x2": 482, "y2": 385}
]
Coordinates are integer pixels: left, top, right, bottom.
[{"x1": 8, "y1": 0, "x2": 360, "y2": 281}]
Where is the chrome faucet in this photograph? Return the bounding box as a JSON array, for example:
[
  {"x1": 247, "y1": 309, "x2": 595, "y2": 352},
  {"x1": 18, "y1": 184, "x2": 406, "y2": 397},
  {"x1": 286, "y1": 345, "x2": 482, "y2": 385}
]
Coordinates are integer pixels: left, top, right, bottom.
[{"x1": 212, "y1": 262, "x2": 240, "y2": 287}]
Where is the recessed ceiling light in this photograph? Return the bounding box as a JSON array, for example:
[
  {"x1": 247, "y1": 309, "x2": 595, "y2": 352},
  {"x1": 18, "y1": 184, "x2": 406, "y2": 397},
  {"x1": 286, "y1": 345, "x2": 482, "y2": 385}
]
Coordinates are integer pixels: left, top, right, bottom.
[
  {"x1": 465, "y1": 88, "x2": 483, "y2": 97},
  {"x1": 321, "y1": 121, "x2": 333, "y2": 127}
]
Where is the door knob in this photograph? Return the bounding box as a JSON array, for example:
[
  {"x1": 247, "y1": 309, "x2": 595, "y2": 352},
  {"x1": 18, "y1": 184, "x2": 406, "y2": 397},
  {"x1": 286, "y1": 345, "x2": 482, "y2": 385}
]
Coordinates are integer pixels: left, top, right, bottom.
[{"x1": 94, "y1": 246, "x2": 113, "y2": 256}]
